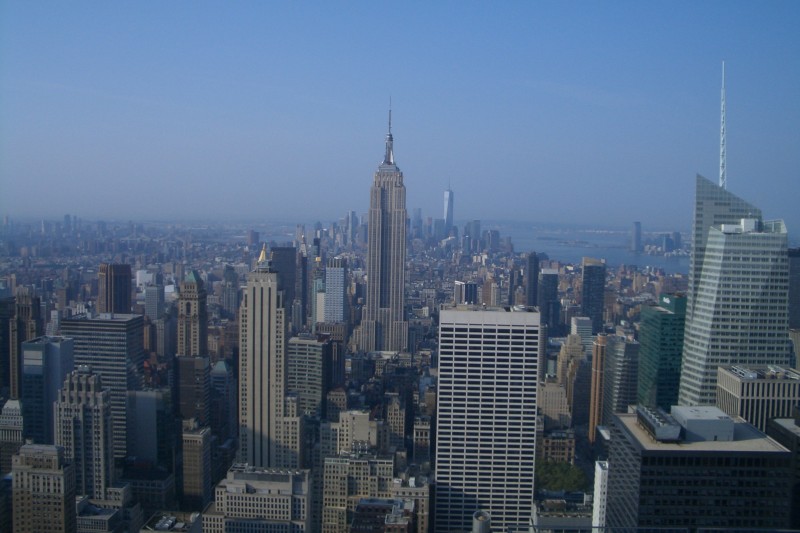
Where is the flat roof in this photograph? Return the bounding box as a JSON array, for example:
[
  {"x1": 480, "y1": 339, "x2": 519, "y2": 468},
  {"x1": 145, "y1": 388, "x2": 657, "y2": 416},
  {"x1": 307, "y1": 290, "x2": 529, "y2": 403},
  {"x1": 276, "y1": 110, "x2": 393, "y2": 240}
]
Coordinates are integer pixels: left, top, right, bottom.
[{"x1": 617, "y1": 413, "x2": 789, "y2": 454}]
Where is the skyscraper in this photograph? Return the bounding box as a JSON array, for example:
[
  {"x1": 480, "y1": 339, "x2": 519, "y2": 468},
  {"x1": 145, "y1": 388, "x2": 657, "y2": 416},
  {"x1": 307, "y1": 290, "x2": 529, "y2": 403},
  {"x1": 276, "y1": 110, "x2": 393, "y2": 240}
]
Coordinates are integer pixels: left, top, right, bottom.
[
  {"x1": 323, "y1": 257, "x2": 347, "y2": 324},
  {"x1": 537, "y1": 269, "x2": 560, "y2": 333},
  {"x1": 21, "y1": 336, "x2": 74, "y2": 445},
  {"x1": 630, "y1": 221, "x2": 642, "y2": 252},
  {"x1": 55, "y1": 368, "x2": 114, "y2": 499},
  {"x1": 61, "y1": 313, "x2": 145, "y2": 459},
  {"x1": 581, "y1": 257, "x2": 606, "y2": 334},
  {"x1": 177, "y1": 270, "x2": 208, "y2": 357},
  {"x1": 526, "y1": 252, "x2": 539, "y2": 307},
  {"x1": 789, "y1": 247, "x2": 800, "y2": 329},
  {"x1": 435, "y1": 304, "x2": 542, "y2": 532},
  {"x1": 97, "y1": 263, "x2": 132, "y2": 314},
  {"x1": 637, "y1": 294, "x2": 686, "y2": 410},
  {"x1": 238, "y1": 249, "x2": 302, "y2": 468},
  {"x1": 443, "y1": 187, "x2": 454, "y2": 237},
  {"x1": 679, "y1": 179, "x2": 791, "y2": 406},
  {"x1": 358, "y1": 112, "x2": 408, "y2": 352},
  {"x1": 12, "y1": 444, "x2": 77, "y2": 533}
]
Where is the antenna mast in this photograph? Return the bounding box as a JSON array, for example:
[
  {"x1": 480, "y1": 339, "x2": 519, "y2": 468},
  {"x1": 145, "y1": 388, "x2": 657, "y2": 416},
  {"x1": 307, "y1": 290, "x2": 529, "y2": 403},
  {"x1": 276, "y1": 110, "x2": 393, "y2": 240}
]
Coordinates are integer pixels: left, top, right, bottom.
[{"x1": 719, "y1": 61, "x2": 727, "y2": 189}]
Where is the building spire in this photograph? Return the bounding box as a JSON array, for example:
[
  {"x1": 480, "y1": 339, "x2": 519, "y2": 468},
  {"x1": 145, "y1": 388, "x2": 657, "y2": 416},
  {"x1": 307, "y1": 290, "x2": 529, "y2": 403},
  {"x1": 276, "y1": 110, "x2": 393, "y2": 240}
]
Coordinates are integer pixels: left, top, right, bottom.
[
  {"x1": 719, "y1": 60, "x2": 727, "y2": 189},
  {"x1": 383, "y1": 100, "x2": 394, "y2": 165}
]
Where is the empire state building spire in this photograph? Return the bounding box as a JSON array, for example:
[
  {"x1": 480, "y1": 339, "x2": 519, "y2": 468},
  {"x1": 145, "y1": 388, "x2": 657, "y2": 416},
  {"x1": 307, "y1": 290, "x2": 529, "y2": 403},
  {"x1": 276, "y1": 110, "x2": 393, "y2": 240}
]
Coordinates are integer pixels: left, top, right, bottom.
[{"x1": 383, "y1": 106, "x2": 394, "y2": 165}]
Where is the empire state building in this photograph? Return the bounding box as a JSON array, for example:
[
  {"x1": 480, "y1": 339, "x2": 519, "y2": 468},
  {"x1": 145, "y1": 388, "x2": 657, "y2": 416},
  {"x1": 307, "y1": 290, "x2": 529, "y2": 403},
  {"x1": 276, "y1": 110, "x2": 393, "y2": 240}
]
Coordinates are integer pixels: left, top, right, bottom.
[{"x1": 358, "y1": 112, "x2": 408, "y2": 352}]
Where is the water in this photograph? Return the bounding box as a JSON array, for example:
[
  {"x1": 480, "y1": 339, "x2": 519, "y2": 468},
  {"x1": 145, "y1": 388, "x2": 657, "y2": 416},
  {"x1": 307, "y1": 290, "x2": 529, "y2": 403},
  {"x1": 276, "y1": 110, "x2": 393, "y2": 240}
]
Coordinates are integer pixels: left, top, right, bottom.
[{"x1": 493, "y1": 222, "x2": 689, "y2": 275}]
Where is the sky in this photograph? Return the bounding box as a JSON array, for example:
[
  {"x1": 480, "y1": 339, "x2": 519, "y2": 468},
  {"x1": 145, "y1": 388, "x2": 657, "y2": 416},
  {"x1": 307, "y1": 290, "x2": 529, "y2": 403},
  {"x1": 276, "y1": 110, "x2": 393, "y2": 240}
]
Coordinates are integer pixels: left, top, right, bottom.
[{"x1": 1, "y1": 2, "x2": 799, "y2": 233}]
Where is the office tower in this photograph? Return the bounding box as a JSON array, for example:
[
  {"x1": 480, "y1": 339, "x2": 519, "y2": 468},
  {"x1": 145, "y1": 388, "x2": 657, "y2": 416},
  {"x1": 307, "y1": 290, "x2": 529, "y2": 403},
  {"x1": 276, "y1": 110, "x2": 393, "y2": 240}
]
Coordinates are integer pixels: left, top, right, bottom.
[
  {"x1": 176, "y1": 270, "x2": 208, "y2": 357},
  {"x1": 97, "y1": 263, "x2": 131, "y2": 314},
  {"x1": 10, "y1": 288, "x2": 42, "y2": 399},
  {"x1": 0, "y1": 398, "x2": 23, "y2": 475},
  {"x1": 323, "y1": 257, "x2": 347, "y2": 324},
  {"x1": 203, "y1": 464, "x2": 311, "y2": 532},
  {"x1": 144, "y1": 283, "x2": 164, "y2": 320},
  {"x1": 181, "y1": 419, "x2": 212, "y2": 511},
  {"x1": 270, "y1": 246, "x2": 298, "y2": 324},
  {"x1": 210, "y1": 360, "x2": 237, "y2": 442},
  {"x1": 587, "y1": 334, "x2": 607, "y2": 444},
  {"x1": 556, "y1": 334, "x2": 583, "y2": 387},
  {"x1": 601, "y1": 336, "x2": 639, "y2": 427},
  {"x1": 581, "y1": 257, "x2": 606, "y2": 334},
  {"x1": 680, "y1": 215, "x2": 791, "y2": 405},
  {"x1": 21, "y1": 336, "x2": 74, "y2": 444},
  {"x1": 359, "y1": 113, "x2": 408, "y2": 352},
  {"x1": 55, "y1": 369, "x2": 114, "y2": 499},
  {"x1": 537, "y1": 269, "x2": 559, "y2": 333},
  {"x1": 591, "y1": 461, "x2": 608, "y2": 530},
  {"x1": 221, "y1": 264, "x2": 240, "y2": 318},
  {"x1": 606, "y1": 406, "x2": 791, "y2": 530},
  {"x1": 630, "y1": 221, "x2": 642, "y2": 252},
  {"x1": 61, "y1": 313, "x2": 145, "y2": 459},
  {"x1": 0, "y1": 297, "x2": 15, "y2": 396},
  {"x1": 435, "y1": 304, "x2": 542, "y2": 532},
  {"x1": 637, "y1": 294, "x2": 686, "y2": 410},
  {"x1": 526, "y1": 252, "x2": 539, "y2": 307},
  {"x1": 12, "y1": 444, "x2": 77, "y2": 533},
  {"x1": 790, "y1": 248, "x2": 800, "y2": 329},
  {"x1": 126, "y1": 388, "x2": 176, "y2": 470},
  {"x1": 287, "y1": 334, "x2": 333, "y2": 418},
  {"x1": 443, "y1": 187, "x2": 454, "y2": 237},
  {"x1": 716, "y1": 365, "x2": 800, "y2": 432},
  {"x1": 570, "y1": 316, "x2": 593, "y2": 354},
  {"x1": 239, "y1": 253, "x2": 302, "y2": 468},
  {"x1": 176, "y1": 355, "x2": 210, "y2": 425}
]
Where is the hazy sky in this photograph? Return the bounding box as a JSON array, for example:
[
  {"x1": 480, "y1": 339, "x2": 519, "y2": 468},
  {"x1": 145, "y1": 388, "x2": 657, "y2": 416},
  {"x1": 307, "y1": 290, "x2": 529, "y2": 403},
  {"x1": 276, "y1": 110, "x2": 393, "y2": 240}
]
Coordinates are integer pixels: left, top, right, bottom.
[{"x1": 1, "y1": 2, "x2": 798, "y2": 233}]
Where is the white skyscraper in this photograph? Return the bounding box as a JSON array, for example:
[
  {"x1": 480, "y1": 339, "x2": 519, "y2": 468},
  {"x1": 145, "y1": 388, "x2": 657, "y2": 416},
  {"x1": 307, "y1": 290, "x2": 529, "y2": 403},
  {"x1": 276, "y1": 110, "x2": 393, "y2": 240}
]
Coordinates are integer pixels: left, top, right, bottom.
[
  {"x1": 239, "y1": 248, "x2": 302, "y2": 468},
  {"x1": 443, "y1": 187, "x2": 454, "y2": 237},
  {"x1": 435, "y1": 304, "x2": 542, "y2": 532},
  {"x1": 679, "y1": 215, "x2": 791, "y2": 405}
]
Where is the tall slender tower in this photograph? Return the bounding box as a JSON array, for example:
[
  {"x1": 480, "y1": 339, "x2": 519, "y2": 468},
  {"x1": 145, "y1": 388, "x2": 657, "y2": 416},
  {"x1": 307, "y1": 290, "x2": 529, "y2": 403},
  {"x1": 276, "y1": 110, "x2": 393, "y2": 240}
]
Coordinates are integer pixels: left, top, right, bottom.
[
  {"x1": 719, "y1": 61, "x2": 727, "y2": 189},
  {"x1": 443, "y1": 186, "x2": 454, "y2": 237},
  {"x1": 97, "y1": 263, "x2": 132, "y2": 314},
  {"x1": 177, "y1": 270, "x2": 208, "y2": 357},
  {"x1": 239, "y1": 246, "x2": 302, "y2": 468},
  {"x1": 360, "y1": 110, "x2": 408, "y2": 352}
]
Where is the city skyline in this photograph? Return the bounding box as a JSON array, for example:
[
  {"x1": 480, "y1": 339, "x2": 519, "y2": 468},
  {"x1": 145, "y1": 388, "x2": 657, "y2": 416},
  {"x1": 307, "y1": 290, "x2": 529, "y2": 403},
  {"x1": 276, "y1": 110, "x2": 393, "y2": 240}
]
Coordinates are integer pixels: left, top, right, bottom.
[{"x1": 1, "y1": 3, "x2": 799, "y2": 231}]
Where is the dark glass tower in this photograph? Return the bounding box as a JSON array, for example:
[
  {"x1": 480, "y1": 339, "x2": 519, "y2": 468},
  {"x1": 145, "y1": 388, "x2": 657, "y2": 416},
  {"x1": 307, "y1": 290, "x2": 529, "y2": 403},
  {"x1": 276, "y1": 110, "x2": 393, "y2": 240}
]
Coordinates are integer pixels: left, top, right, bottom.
[
  {"x1": 581, "y1": 257, "x2": 606, "y2": 334},
  {"x1": 637, "y1": 294, "x2": 686, "y2": 410}
]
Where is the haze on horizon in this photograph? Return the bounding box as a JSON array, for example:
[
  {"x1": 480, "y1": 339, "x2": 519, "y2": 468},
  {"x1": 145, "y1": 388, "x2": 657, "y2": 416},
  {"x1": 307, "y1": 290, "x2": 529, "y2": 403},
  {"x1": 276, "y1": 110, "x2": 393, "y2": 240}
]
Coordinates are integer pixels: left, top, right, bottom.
[{"x1": 1, "y1": 2, "x2": 799, "y2": 233}]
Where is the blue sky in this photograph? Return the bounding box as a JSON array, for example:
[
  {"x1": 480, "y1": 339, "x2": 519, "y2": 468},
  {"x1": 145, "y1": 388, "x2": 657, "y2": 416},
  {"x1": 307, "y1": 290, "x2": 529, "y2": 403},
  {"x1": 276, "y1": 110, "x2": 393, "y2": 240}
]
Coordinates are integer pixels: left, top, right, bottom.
[{"x1": 1, "y1": 2, "x2": 798, "y2": 233}]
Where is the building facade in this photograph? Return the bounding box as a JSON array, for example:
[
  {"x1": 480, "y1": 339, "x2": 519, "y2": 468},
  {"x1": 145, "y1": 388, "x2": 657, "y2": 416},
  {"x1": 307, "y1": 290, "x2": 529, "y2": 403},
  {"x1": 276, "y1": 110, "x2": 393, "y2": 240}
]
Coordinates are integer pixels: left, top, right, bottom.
[
  {"x1": 716, "y1": 365, "x2": 800, "y2": 432},
  {"x1": 97, "y1": 263, "x2": 131, "y2": 314},
  {"x1": 176, "y1": 270, "x2": 208, "y2": 357},
  {"x1": 12, "y1": 444, "x2": 76, "y2": 533},
  {"x1": 435, "y1": 304, "x2": 542, "y2": 532},
  {"x1": 637, "y1": 294, "x2": 686, "y2": 411}
]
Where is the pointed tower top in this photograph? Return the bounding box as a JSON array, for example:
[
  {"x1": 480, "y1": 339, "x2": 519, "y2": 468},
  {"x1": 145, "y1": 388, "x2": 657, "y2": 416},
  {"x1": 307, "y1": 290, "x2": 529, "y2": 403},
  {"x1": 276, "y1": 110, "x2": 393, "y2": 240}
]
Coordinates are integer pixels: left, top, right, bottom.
[
  {"x1": 719, "y1": 60, "x2": 727, "y2": 189},
  {"x1": 257, "y1": 243, "x2": 268, "y2": 264},
  {"x1": 383, "y1": 101, "x2": 395, "y2": 166}
]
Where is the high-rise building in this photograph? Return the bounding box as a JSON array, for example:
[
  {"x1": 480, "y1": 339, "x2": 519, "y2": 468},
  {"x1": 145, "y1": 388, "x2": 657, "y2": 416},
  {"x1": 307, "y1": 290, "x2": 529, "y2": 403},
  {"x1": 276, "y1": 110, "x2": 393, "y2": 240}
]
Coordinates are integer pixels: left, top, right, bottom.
[
  {"x1": 435, "y1": 304, "x2": 542, "y2": 532},
  {"x1": 10, "y1": 288, "x2": 42, "y2": 399},
  {"x1": 97, "y1": 263, "x2": 131, "y2": 314},
  {"x1": 323, "y1": 257, "x2": 347, "y2": 324},
  {"x1": 61, "y1": 313, "x2": 145, "y2": 459},
  {"x1": 176, "y1": 271, "x2": 208, "y2": 357},
  {"x1": 126, "y1": 387, "x2": 177, "y2": 471},
  {"x1": 21, "y1": 336, "x2": 74, "y2": 444},
  {"x1": 176, "y1": 355, "x2": 210, "y2": 426},
  {"x1": 181, "y1": 418, "x2": 212, "y2": 511},
  {"x1": 358, "y1": 113, "x2": 408, "y2": 352},
  {"x1": 630, "y1": 221, "x2": 642, "y2": 252},
  {"x1": 144, "y1": 283, "x2": 165, "y2": 320},
  {"x1": 210, "y1": 360, "x2": 237, "y2": 443},
  {"x1": 0, "y1": 297, "x2": 15, "y2": 397},
  {"x1": 55, "y1": 368, "x2": 114, "y2": 499},
  {"x1": 238, "y1": 252, "x2": 303, "y2": 468},
  {"x1": 587, "y1": 334, "x2": 607, "y2": 444},
  {"x1": 526, "y1": 252, "x2": 539, "y2": 307},
  {"x1": 537, "y1": 269, "x2": 559, "y2": 334},
  {"x1": 601, "y1": 336, "x2": 639, "y2": 428},
  {"x1": 789, "y1": 248, "x2": 800, "y2": 330},
  {"x1": 287, "y1": 334, "x2": 333, "y2": 418},
  {"x1": 716, "y1": 365, "x2": 800, "y2": 432},
  {"x1": 637, "y1": 294, "x2": 686, "y2": 411},
  {"x1": 322, "y1": 454, "x2": 394, "y2": 533},
  {"x1": 606, "y1": 406, "x2": 791, "y2": 530},
  {"x1": 12, "y1": 444, "x2": 76, "y2": 533},
  {"x1": 581, "y1": 257, "x2": 606, "y2": 334},
  {"x1": 443, "y1": 187, "x2": 454, "y2": 237},
  {"x1": 679, "y1": 213, "x2": 791, "y2": 405},
  {"x1": 270, "y1": 246, "x2": 298, "y2": 327}
]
